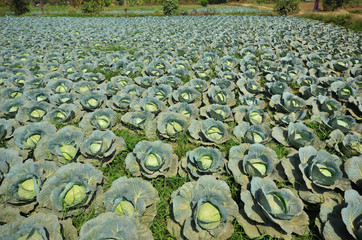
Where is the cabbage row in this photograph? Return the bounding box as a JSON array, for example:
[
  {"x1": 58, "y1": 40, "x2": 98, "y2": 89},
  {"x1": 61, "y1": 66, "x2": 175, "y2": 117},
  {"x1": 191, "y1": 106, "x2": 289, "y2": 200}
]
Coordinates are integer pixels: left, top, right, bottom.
[{"x1": 0, "y1": 16, "x2": 361, "y2": 240}]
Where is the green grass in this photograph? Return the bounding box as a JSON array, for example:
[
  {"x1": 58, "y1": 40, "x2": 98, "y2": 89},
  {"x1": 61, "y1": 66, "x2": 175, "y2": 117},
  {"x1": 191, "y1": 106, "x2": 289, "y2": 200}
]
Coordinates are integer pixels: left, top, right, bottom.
[
  {"x1": 272, "y1": 143, "x2": 290, "y2": 159},
  {"x1": 299, "y1": 13, "x2": 362, "y2": 32},
  {"x1": 306, "y1": 121, "x2": 332, "y2": 141},
  {"x1": 150, "y1": 176, "x2": 188, "y2": 239},
  {"x1": 0, "y1": 139, "x2": 7, "y2": 148}
]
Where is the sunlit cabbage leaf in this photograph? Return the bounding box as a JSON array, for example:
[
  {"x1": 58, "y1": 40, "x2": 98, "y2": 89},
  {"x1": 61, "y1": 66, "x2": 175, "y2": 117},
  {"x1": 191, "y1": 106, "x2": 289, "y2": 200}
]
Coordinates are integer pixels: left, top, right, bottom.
[{"x1": 79, "y1": 212, "x2": 153, "y2": 240}]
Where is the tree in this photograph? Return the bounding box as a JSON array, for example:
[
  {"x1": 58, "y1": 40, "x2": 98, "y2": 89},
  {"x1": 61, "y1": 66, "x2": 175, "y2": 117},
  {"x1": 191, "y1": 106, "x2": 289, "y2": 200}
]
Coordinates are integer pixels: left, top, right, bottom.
[
  {"x1": 9, "y1": 0, "x2": 30, "y2": 15},
  {"x1": 313, "y1": 0, "x2": 320, "y2": 11},
  {"x1": 81, "y1": 0, "x2": 104, "y2": 13}
]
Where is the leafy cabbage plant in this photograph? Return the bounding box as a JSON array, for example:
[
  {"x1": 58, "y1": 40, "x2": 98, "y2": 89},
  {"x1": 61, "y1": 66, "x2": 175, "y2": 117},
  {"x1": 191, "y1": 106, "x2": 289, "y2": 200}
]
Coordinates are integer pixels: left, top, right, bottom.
[
  {"x1": 179, "y1": 147, "x2": 227, "y2": 180},
  {"x1": 107, "y1": 93, "x2": 136, "y2": 112},
  {"x1": 189, "y1": 118, "x2": 231, "y2": 145},
  {"x1": 0, "y1": 148, "x2": 24, "y2": 184},
  {"x1": 0, "y1": 160, "x2": 58, "y2": 213},
  {"x1": 314, "y1": 189, "x2": 361, "y2": 240},
  {"x1": 281, "y1": 146, "x2": 351, "y2": 203},
  {"x1": 228, "y1": 144, "x2": 279, "y2": 189},
  {"x1": 125, "y1": 140, "x2": 178, "y2": 179},
  {"x1": 44, "y1": 103, "x2": 84, "y2": 125},
  {"x1": 103, "y1": 177, "x2": 159, "y2": 226},
  {"x1": 171, "y1": 86, "x2": 202, "y2": 107},
  {"x1": 79, "y1": 91, "x2": 106, "y2": 111},
  {"x1": 167, "y1": 175, "x2": 239, "y2": 240},
  {"x1": 79, "y1": 212, "x2": 153, "y2": 240},
  {"x1": 200, "y1": 104, "x2": 233, "y2": 122},
  {"x1": 326, "y1": 130, "x2": 361, "y2": 157},
  {"x1": 37, "y1": 162, "x2": 103, "y2": 217},
  {"x1": 272, "y1": 122, "x2": 322, "y2": 149},
  {"x1": 269, "y1": 92, "x2": 307, "y2": 124},
  {"x1": 234, "y1": 122, "x2": 271, "y2": 144},
  {"x1": 146, "y1": 112, "x2": 189, "y2": 139},
  {"x1": 0, "y1": 213, "x2": 68, "y2": 240},
  {"x1": 233, "y1": 105, "x2": 270, "y2": 126},
  {"x1": 130, "y1": 96, "x2": 168, "y2": 114},
  {"x1": 122, "y1": 111, "x2": 155, "y2": 131},
  {"x1": 237, "y1": 177, "x2": 309, "y2": 240},
  {"x1": 34, "y1": 126, "x2": 85, "y2": 165},
  {"x1": 16, "y1": 101, "x2": 53, "y2": 123},
  {"x1": 168, "y1": 102, "x2": 200, "y2": 120},
  {"x1": 10, "y1": 122, "x2": 56, "y2": 152},
  {"x1": 79, "y1": 108, "x2": 118, "y2": 134},
  {"x1": 341, "y1": 190, "x2": 362, "y2": 240},
  {"x1": 203, "y1": 86, "x2": 236, "y2": 107},
  {"x1": 79, "y1": 130, "x2": 126, "y2": 167}
]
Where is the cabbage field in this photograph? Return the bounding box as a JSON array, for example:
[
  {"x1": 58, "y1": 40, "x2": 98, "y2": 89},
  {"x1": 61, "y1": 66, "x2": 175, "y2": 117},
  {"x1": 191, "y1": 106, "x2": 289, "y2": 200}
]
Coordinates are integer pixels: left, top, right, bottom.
[{"x1": 0, "y1": 15, "x2": 361, "y2": 240}]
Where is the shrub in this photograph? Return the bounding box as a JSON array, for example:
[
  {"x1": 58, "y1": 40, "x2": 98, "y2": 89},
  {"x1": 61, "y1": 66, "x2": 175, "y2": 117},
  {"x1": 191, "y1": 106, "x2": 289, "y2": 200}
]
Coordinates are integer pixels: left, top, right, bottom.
[
  {"x1": 9, "y1": 0, "x2": 30, "y2": 15},
  {"x1": 81, "y1": 0, "x2": 104, "y2": 13},
  {"x1": 104, "y1": 0, "x2": 112, "y2": 7},
  {"x1": 322, "y1": 0, "x2": 346, "y2": 11},
  {"x1": 274, "y1": 0, "x2": 300, "y2": 16},
  {"x1": 163, "y1": 0, "x2": 178, "y2": 16},
  {"x1": 200, "y1": 0, "x2": 208, "y2": 7}
]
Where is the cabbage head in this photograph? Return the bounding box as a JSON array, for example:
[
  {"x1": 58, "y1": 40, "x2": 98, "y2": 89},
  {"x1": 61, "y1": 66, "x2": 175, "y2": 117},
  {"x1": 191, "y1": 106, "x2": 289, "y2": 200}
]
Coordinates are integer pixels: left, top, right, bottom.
[
  {"x1": 238, "y1": 177, "x2": 309, "y2": 239},
  {"x1": 44, "y1": 103, "x2": 84, "y2": 125},
  {"x1": 125, "y1": 140, "x2": 178, "y2": 179},
  {"x1": 234, "y1": 122, "x2": 271, "y2": 144},
  {"x1": 189, "y1": 118, "x2": 231, "y2": 145},
  {"x1": 0, "y1": 160, "x2": 58, "y2": 213},
  {"x1": 104, "y1": 177, "x2": 159, "y2": 226},
  {"x1": 167, "y1": 175, "x2": 239, "y2": 240},
  {"x1": 200, "y1": 104, "x2": 232, "y2": 122},
  {"x1": 233, "y1": 106, "x2": 270, "y2": 126},
  {"x1": 269, "y1": 92, "x2": 307, "y2": 124},
  {"x1": 79, "y1": 130, "x2": 126, "y2": 167},
  {"x1": 130, "y1": 96, "x2": 168, "y2": 114},
  {"x1": 122, "y1": 111, "x2": 155, "y2": 131},
  {"x1": 147, "y1": 112, "x2": 189, "y2": 139},
  {"x1": 37, "y1": 162, "x2": 103, "y2": 217},
  {"x1": 203, "y1": 86, "x2": 236, "y2": 107},
  {"x1": 179, "y1": 147, "x2": 227, "y2": 180},
  {"x1": 281, "y1": 146, "x2": 351, "y2": 203},
  {"x1": 79, "y1": 91, "x2": 106, "y2": 111},
  {"x1": 171, "y1": 86, "x2": 202, "y2": 107},
  {"x1": 168, "y1": 102, "x2": 200, "y2": 120},
  {"x1": 11, "y1": 122, "x2": 56, "y2": 151},
  {"x1": 228, "y1": 144, "x2": 279, "y2": 188},
  {"x1": 79, "y1": 108, "x2": 118, "y2": 134},
  {"x1": 34, "y1": 126, "x2": 85, "y2": 165},
  {"x1": 107, "y1": 93, "x2": 136, "y2": 112},
  {"x1": 272, "y1": 122, "x2": 318, "y2": 149},
  {"x1": 326, "y1": 130, "x2": 361, "y2": 157},
  {"x1": 16, "y1": 101, "x2": 52, "y2": 123}
]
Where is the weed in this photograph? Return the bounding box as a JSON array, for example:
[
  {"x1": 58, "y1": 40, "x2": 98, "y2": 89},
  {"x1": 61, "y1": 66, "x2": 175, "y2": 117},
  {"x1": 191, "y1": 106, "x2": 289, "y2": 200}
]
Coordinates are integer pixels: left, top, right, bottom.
[
  {"x1": 306, "y1": 122, "x2": 332, "y2": 141},
  {"x1": 272, "y1": 143, "x2": 290, "y2": 159}
]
